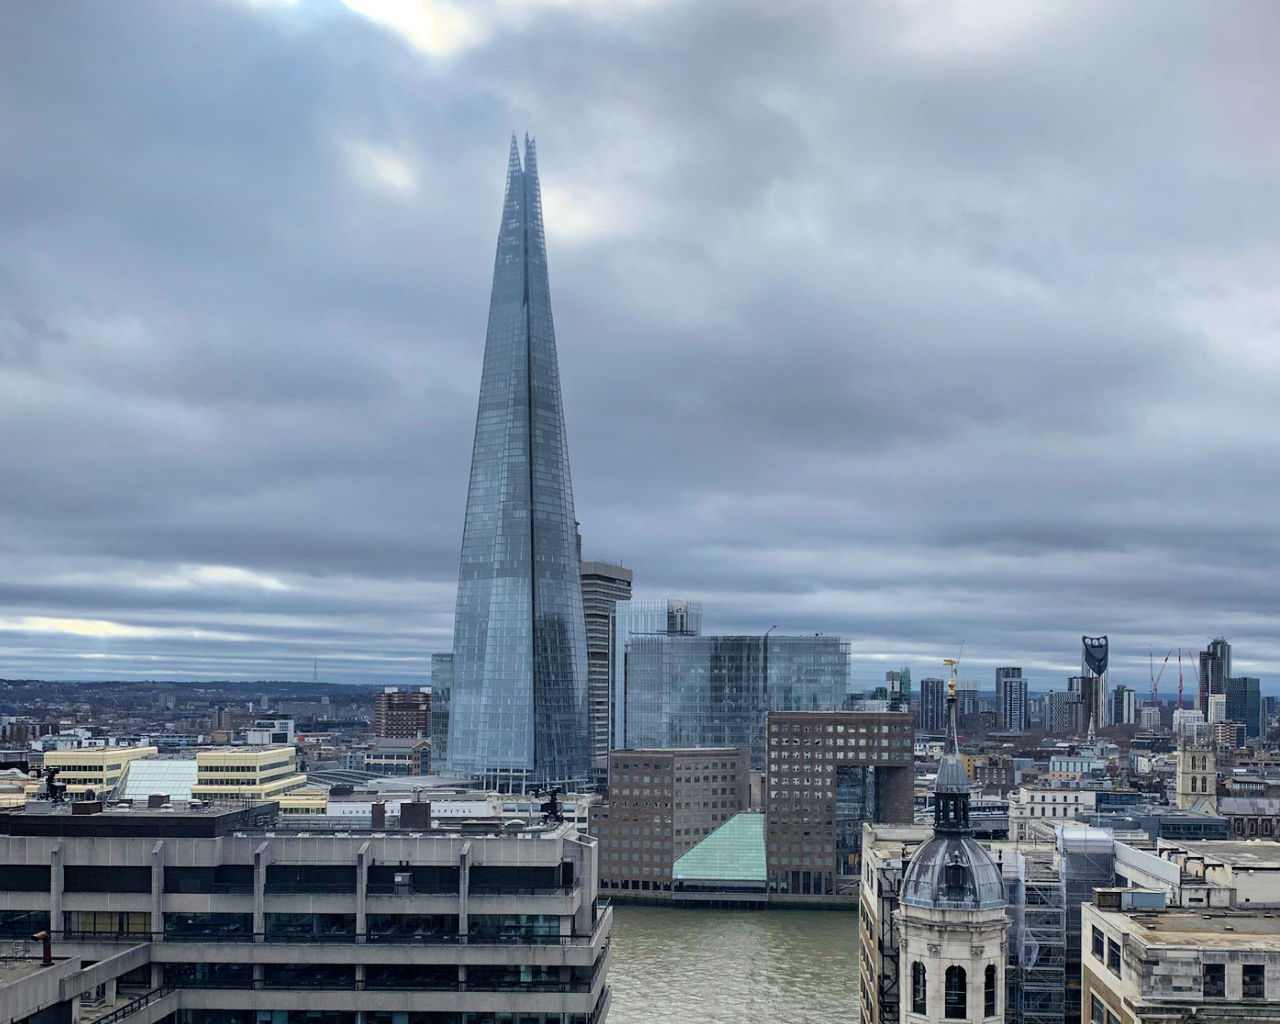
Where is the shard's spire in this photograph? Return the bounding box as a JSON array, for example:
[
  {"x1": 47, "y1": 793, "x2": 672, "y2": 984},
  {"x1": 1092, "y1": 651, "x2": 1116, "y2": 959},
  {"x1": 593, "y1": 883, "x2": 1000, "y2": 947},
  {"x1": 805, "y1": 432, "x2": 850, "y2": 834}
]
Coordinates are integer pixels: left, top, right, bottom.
[
  {"x1": 446, "y1": 135, "x2": 590, "y2": 788},
  {"x1": 507, "y1": 132, "x2": 522, "y2": 178}
]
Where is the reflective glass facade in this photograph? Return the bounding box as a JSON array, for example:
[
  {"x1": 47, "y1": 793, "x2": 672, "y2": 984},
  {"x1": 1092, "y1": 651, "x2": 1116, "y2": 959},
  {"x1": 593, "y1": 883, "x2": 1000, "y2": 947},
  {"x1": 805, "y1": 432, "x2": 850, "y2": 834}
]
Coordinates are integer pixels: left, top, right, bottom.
[
  {"x1": 619, "y1": 633, "x2": 848, "y2": 767},
  {"x1": 429, "y1": 652, "x2": 452, "y2": 765},
  {"x1": 609, "y1": 598, "x2": 703, "y2": 750},
  {"x1": 446, "y1": 137, "x2": 590, "y2": 786}
]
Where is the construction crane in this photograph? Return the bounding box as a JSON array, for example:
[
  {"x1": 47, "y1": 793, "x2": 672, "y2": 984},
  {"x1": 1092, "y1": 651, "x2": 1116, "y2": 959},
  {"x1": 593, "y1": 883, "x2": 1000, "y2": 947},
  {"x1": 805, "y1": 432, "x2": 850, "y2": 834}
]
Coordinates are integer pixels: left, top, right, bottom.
[
  {"x1": 1188, "y1": 657, "x2": 1203, "y2": 715},
  {"x1": 1149, "y1": 649, "x2": 1172, "y2": 705},
  {"x1": 1177, "y1": 649, "x2": 1185, "y2": 710}
]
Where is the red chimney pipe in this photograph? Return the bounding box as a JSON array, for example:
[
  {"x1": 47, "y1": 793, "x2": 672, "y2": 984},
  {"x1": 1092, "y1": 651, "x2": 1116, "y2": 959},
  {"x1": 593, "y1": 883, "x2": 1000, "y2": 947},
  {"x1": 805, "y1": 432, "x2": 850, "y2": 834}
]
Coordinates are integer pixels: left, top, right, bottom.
[{"x1": 33, "y1": 930, "x2": 51, "y2": 965}]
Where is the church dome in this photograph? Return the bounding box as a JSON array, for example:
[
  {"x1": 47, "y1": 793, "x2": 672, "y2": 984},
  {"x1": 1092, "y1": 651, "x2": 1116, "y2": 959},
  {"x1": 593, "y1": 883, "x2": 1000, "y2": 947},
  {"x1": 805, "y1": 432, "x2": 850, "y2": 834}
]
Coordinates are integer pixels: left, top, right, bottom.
[{"x1": 900, "y1": 832, "x2": 1006, "y2": 910}]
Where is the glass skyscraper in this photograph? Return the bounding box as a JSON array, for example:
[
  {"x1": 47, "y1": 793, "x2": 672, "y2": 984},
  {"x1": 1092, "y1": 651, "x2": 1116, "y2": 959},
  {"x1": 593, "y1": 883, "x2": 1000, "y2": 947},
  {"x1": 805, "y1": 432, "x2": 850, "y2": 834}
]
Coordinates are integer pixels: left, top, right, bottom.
[{"x1": 445, "y1": 136, "x2": 590, "y2": 789}]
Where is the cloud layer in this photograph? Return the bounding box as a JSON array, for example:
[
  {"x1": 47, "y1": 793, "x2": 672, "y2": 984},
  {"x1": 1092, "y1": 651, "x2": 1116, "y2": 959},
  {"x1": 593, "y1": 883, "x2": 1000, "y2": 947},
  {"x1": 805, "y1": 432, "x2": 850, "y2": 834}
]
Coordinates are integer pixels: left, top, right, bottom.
[{"x1": 1, "y1": 0, "x2": 1279, "y2": 692}]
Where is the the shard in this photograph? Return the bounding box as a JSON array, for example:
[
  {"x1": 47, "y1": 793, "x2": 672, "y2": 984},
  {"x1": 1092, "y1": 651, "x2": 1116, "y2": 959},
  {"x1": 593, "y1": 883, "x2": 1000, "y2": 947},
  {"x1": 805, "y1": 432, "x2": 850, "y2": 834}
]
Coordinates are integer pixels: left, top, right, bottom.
[{"x1": 445, "y1": 135, "x2": 591, "y2": 789}]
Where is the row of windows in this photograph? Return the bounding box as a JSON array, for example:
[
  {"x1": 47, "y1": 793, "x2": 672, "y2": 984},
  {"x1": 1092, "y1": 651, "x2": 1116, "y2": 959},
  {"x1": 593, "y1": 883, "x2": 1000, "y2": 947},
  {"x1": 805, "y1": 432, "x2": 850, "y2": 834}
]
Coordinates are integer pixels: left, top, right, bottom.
[
  {"x1": 612, "y1": 761, "x2": 736, "y2": 772},
  {"x1": 1090, "y1": 927, "x2": 1121, "y2": 975},
  {"x1": 910, "y1": 963, "x2": 998, "y2": 1019},
  {"x1": 770, "y1": 722, "x2": 907, "y2": 734}
]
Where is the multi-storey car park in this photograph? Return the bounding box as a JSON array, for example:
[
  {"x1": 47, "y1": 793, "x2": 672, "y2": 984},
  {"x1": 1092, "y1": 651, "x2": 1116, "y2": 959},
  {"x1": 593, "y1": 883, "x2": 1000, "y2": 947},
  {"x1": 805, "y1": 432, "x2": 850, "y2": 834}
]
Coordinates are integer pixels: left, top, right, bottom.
[{"x1": 0, "y1": 801, "x2": 611, "y2": 1024}]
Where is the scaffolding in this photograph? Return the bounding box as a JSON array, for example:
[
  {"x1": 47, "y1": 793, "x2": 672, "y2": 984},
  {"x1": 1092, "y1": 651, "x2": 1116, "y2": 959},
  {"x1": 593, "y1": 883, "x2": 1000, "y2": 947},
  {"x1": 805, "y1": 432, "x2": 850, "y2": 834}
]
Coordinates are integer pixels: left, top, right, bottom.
[
  {"x1": 1005, "y1": 848, "x2": 1066, "y2": 1024},
  {"x1": 1057, "y1": 829, "x2": 1114, "y2": 1024}
]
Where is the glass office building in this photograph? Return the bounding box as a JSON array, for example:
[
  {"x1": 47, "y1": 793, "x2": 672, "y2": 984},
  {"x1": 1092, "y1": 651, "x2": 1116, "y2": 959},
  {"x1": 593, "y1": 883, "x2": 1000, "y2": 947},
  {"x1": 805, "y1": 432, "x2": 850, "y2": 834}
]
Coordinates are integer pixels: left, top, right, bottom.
[
  {"x1": 446, "y1": 136, "x2": 590, "y2": 789},
  {"x1": 618, "y1": 632, "x2": 849, "y2": 767}
]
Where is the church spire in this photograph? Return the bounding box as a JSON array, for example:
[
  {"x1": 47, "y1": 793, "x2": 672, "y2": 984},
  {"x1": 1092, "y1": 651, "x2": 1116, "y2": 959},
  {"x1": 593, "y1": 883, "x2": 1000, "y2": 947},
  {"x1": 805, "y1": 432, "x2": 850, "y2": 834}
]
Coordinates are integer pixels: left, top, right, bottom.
[{"x1": 933, "y1": 660, "x2": 972, "y2": 835}]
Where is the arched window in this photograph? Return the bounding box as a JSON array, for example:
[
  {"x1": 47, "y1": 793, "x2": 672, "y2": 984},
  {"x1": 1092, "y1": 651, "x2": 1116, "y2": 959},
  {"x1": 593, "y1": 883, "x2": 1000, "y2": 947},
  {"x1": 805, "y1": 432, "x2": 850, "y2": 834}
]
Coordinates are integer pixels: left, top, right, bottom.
[
  {"x1": 984, "y1": 965, "x2": 997, "y2": 1017},
  {"x1": 1203, "y1": 776, "x2": 1209, "y2": 793},
  {"x1": 912, "y1": 962, "x2": 927, "y2": 1015},
  {"x1": 1191, "y1": 776, "x2": 1197, "y2": 793},
  {"x1": 945, "y1": 966, "x2": 967, "y2": 1019}
]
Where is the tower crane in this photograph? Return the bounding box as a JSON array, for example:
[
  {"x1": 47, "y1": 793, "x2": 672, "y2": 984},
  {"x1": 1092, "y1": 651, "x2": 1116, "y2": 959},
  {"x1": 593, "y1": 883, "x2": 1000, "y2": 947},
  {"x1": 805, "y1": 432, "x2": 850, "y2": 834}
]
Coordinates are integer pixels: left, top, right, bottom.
[{"x1": 1150, "y1": 650, "x2": 1171, "y2": 705}]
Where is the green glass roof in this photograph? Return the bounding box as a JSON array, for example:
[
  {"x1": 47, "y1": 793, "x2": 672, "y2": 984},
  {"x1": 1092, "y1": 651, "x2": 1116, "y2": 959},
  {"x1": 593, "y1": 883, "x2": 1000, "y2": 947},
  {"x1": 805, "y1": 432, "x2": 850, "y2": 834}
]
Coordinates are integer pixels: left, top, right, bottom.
[{"x1": 672, "y1": 812, "x2": 766, "y2": 882}]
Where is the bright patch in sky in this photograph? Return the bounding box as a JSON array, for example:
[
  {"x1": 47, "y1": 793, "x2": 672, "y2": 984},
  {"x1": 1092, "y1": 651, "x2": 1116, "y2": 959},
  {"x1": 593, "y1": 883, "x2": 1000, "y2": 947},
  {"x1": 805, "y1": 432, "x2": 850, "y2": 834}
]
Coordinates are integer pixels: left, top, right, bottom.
[
  {"x1": 339, "y1": 0, "x2": 479, "y2": 57},
  {"x1": 0, "y1": 616, "x2": 162, "y2": 639},
  {"x1": 342, "y1": 139, "x2": 418, "y2": 195}
]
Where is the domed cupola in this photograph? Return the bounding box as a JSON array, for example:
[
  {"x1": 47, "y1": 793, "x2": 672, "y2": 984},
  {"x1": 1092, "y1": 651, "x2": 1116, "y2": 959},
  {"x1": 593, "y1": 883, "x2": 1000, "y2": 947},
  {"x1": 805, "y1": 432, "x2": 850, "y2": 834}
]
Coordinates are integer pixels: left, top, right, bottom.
[{"x1": 900, "y1": 670, "x2": 1005, "y2": 911}]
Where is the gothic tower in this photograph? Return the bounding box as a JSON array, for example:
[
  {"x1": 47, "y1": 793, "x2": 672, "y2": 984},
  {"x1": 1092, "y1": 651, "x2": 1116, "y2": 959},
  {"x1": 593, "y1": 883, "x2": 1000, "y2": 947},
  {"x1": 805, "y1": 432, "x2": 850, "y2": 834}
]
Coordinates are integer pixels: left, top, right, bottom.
[
  {"x1": 899, "y1": 668, "x2": 1008, "y2": 1024},
  {"x1": 1176, "y1": 735, "x2": 1217, "y2": 813}
]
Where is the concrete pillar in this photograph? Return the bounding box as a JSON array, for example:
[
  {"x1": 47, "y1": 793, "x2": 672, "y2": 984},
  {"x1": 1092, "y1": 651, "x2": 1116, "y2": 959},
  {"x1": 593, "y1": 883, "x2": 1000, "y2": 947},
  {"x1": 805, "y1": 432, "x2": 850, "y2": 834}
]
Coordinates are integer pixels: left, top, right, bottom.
[
  {"x1": 572, "y1": 837, "x2": 595, "y2": 936},
  {"x1": 150, "y1": 964, "x2": 162, "y2": 990},
  {"x1": 104, "y1": 979, "x2": 117, "y2": 1005},
  {"x1": 356, "y1": 842, "x2": 369, "y2": 942},
  {"x1": 70, "y1": 994, "x2": 80, "y2": 1024},
  {"x1": 458, "y1": 841, "x2": 471, "y2": 942},
  {"x1": 50, "y1": 842, "x2": 63, "y2": 941},
  {"x1": 253, "y1": 964, "x2": 264, "y2": 991},
  {"x1": 354, "y1": 965, "x2": 365, "y2": 992},
  {"x1": 151, "y1": 841, "x2": 165, "y2": 942},
  {"x1": 253, "y1": 841, "x2": 271, "y2": 942}
]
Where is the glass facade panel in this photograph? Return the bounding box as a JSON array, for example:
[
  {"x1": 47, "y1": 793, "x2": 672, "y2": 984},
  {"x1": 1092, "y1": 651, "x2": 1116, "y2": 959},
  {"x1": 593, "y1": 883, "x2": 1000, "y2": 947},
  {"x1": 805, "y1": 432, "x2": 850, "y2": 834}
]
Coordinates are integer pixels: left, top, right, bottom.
[
  {"x1": 620, "y1": 634, "x2": 847, "y2": 766},
  {"x1": 164, "y1": 913, "x2": 253, "y2": 941},
  {"x1": 447, "y1": 136, "x2": 589, "y2": 787}
]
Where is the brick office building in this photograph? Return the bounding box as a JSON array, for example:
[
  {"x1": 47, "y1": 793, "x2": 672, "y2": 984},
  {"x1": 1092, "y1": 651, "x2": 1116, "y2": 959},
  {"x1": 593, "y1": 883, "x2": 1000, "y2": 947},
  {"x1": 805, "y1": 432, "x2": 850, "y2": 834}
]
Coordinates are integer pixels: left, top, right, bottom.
[
  {"x1": 765, "y1": 710, "x2": 914, "y2": 894},
  {"x1": 589, "y1": 747, "x2": 748, "y2": 893}
]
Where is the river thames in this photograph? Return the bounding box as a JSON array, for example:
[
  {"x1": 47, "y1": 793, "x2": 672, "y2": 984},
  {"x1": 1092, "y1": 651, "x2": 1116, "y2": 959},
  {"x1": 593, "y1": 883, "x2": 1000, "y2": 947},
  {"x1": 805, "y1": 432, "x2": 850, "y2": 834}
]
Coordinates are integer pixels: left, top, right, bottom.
[{"x1": 606, "y1": 905, "x2": 860, "y2": 1023}]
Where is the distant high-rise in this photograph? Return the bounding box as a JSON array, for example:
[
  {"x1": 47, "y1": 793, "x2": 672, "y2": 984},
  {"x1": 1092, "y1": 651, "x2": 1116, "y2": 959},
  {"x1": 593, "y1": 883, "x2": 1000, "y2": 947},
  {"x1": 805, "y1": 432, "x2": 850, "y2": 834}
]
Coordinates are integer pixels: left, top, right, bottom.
[
  {"x1": 918, "y1": 676, "x2": 946, "y2": 732},
  {"x1": 446, "y1": 136, "x2": 591, "y2": 789},
  {"x1": 997, "y1": 668, "x2": 1028, "y2": 732},
  {"x1": 994, "y1": 666, "x2": 1017, "y2": 704},
  {"x1": 1225, "y1": 676, "x2": 1261, "y2": 738},
  {"x1": 1111, "y1": 684, "x2": 1136, "y2": 726},
  {"x1": 1081, "y1": 635, "x2": 1110, "y2": 727},
  {"x1": 374, "y1": 687, "x2": 430, "y2": 739},
  {"x1": 885, "y1": 668, "x2": 911, "y2": 712},
  {"x1": 579, "y1": 557, "x2": 633, "y2": 767},
  {"x1": 1198, "y1": 638, "x2": 1231, "y2": 717}
]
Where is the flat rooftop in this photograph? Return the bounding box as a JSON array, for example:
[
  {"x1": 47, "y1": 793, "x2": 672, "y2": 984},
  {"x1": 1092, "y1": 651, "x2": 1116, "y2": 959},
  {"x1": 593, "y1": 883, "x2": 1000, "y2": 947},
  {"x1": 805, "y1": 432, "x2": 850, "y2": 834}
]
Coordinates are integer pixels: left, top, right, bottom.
[
  {"x1": 1099, "y1": 907, "x2": 1280, "y2": 948},
  {"x1": 0, "y1": 958, "x2": 69, "y2": 987},
  {"x1": 1166, "y1": 840, "x2": 1280, "y2": 869}
]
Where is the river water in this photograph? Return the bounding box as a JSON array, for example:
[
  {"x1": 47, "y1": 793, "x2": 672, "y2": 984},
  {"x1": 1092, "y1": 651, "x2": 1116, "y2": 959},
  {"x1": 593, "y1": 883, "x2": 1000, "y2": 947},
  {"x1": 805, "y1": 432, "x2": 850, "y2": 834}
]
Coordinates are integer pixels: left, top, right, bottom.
[{"x1": 606, "y1": 905, "x2": 860, "y2": 1023}]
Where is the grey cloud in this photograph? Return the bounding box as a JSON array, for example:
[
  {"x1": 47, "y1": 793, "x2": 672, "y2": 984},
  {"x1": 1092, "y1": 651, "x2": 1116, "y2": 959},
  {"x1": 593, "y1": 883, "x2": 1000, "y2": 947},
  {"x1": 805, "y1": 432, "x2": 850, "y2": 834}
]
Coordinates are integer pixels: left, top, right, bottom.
[{"x1": 0, "y1": 0, "x2": 1277, "y2": 689}]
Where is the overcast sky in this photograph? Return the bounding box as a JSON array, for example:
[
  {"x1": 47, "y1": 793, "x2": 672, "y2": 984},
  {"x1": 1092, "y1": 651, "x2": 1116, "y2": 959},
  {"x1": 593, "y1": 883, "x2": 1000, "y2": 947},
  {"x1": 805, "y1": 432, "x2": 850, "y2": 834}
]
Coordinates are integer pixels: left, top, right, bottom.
[{"x1": 2, "y1": 0, "x2": 1279, "y2": 694}]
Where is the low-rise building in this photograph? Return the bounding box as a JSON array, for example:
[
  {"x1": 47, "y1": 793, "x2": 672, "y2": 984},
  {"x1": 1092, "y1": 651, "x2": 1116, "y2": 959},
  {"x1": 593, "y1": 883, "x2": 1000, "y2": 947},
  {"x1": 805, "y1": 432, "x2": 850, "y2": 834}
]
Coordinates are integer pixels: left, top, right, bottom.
[
  {"x1": 1009, "y1": 787, "x2": 1098, "y2": 839},
  {"x1": 43, "y1": 745, "x2": 158, "y2": 797},
  {"x1": 590, "y1": 747, "x2": 748, "y2": 895},
  {"x1": 190, "y1": 746, "x2": 308, "y2": 804},
  {"x1": 245, "y1": 719, "x2": 295, "y2": 745},
  {"x1": 362, "y1": 738, "x2": 430, "y2": 777},
  {"x1": 1083, "y1": 891, "x2": 1280, "y2": 1024}
]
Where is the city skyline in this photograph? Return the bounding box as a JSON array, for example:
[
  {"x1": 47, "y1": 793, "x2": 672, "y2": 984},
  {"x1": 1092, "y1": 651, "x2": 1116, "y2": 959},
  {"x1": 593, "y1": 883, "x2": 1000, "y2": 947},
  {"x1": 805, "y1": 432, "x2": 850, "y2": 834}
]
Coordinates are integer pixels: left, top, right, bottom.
[{"x1": 1, "y1": 4, "x2": 1280, "y2": 687}]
